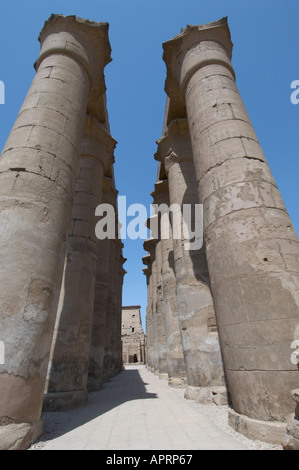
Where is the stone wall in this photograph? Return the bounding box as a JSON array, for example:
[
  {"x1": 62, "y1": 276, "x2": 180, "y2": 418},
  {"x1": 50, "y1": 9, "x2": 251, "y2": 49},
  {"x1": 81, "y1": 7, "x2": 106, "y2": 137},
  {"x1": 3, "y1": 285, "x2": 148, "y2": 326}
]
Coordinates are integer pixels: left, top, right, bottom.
[{"x1": 121, "y1": 306, "x2": 146, "y2": 364}]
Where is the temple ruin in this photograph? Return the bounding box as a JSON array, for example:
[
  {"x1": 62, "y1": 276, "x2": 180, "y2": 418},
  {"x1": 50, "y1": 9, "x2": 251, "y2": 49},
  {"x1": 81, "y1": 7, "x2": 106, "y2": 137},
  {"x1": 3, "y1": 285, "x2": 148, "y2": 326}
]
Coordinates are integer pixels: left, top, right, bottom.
[
  {"x1": 0, "y1": 14, "x2": 125, "y2": 449},
  {"x1": 0, "y1": 14, "x2": 298, "y2": 450},
  {"x1": 143, "y1": 18, "x2": 299, "y2": 448},
  {"x1": 121, "y1": 306, "x2": 146, "y2": 365}
]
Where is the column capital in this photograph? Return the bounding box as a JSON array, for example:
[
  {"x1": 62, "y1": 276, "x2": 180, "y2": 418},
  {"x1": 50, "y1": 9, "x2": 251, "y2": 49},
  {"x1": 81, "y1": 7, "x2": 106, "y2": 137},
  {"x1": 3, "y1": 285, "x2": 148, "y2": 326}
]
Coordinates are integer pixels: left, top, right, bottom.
[
  {"x1": 142, "y1": 267, "x2": 150, "y2": 282},
  {"x1": 155, "y1": 119, "x2": 193, "y2": 172},
  {"x1": 150, "y1": 180, "x2": 169, "y2": 206},
  {"x1": 102, "y1": 176, "x2": 118, "y2": 200},
  {"x1": 143, "y1": 238, "x2": 156, "y2": 258},
  {"x1": 36, "y1": 14, "x2": 112, "y2": 88},
  {"x1": 163, "y1": 17, "x2": 234, "y2": 100},
  {"x1": 81, "y1": 115, "x2": 117, "y2": 171},
  {"x1": 142, "y1": 254, "x2": 151, "y2": 267}
]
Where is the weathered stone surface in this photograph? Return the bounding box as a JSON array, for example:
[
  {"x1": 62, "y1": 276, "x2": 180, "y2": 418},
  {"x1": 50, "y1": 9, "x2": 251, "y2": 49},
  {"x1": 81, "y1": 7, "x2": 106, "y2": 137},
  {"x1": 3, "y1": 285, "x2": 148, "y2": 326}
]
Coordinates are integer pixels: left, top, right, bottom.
[
  {"x1": 88, "y1": 178, "x2": 115, "y2": 391},
  {"x1": 121, "y1": 306, "x2": 146, "y2": 364},
  {"x1": 155, "y1": 117, "x2": 225, "y2": 392},
  {"x1": 184, "y1": 385, "x2": 228, "y2": 406},
  {"x1": 111, "y1": 240, "x2": 126, "y2": 375},
  {"x1": 103, "y1": 192, "x2": 118, "y2": 382},
  {"x1": 150, "y1": 182, "x2": 187, "y2": 387},
  {"x1": 143, "y1": 256, "x2": 154, "y2": 372},
  {"x1": 155, "y1": 235, "x2": 168, "y2": 379},
  {"x1": 228, "y1": 409, "x2": 287, "y2": 445},
  {"x1": 282, "y1": 389, "x2": 299, "y2": 450},
  {"x1": 0, "y1": 14, "x2": 111, "y2": 435},
  {"x1": 44, "y1": 115, "x2": 114, "y2": 410},
  {"x1": 281, "y1": 434, "x2": 299, "y2": 451},
  {"x1": 143, "y1": 237, "x2": 160, "y2": 376},
  {"x1": 162, "y1": 17, "x2": 299, "y2": 440},
  {"x1": 0, "y1": 419, "x2": 43, "y2": 450}
]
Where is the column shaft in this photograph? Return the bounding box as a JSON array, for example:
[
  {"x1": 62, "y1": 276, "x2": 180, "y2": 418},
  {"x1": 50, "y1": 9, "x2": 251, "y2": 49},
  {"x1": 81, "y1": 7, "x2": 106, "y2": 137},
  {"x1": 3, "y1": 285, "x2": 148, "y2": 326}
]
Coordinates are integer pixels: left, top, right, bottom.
[
  {"x1": 0, "y1": 15, "x2": 110, "y2": 441},
  {"x1": 89, "y1": 176, "x2": 117, "y2": 388},
  {"x1": 44, "y1": 116, "x2": 114, "y2": 410},
  {"x1": 155, "y1": 233, "x2": 168, "y2": 379},
  {"x1": 163, "y1": 18, "x2": 299, "y2": 437},
  {"x1": 152, "y1": 181, "x2": 187, "y2": 387},
  {"x1": 88, "y1": 236, "x2": 110, "y2": 391},
  {"x1": 156, "y1": 118, "x2": 226, "y2": 401}
]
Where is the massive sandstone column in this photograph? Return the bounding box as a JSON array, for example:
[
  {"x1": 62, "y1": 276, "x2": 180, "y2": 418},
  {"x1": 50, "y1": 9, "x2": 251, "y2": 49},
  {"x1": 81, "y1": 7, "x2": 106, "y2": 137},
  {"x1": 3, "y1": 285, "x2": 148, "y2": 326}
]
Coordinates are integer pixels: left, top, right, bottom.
[
  {"x1": 147, "y1": 215, "x2": 168, "y2": 379},
  {"x1": 143, "y1": 238, "x2": 160, "y2": 375},
  {"x1": 111, "y1": 241, "x2": 126, "y2": 375},
  {"x1": 142, "y1": 265, "x2": 150, "y2": 367},
  {"x1": 152, "y1": 181, "x2": 187, "y2": 387},
  {"x1": 155, "y1": 235, "x2": 168, "y2": 380},
  {"x1": 0, "y1": 15, "x2": 111, "y2": 448},
  {"x1": 163, "y1": 18, "x2": 299, "y2": 441},
  {"x1": 44, "y1": 116, "x2": 115, "y2": 410},
  {"x1": 88, "y1": 177, "x2": 117, "y2": 391},
  {"x1": 143, "y1": 255, "x2": 154, "y2": 371},
  {"x1": 102, "y1": 184, "x2": 119, "y2": 382},
  {"x1": 155, "y1": 118, "x2": 226, "y2": 402}
]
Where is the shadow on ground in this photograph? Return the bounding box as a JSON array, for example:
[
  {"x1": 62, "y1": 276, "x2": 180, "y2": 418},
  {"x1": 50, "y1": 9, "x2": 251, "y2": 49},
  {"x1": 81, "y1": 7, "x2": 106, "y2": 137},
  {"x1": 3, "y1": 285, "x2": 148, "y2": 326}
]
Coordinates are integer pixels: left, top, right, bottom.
[{"x1": 31, "y1": 367, "x2": 157, "y2": 446}]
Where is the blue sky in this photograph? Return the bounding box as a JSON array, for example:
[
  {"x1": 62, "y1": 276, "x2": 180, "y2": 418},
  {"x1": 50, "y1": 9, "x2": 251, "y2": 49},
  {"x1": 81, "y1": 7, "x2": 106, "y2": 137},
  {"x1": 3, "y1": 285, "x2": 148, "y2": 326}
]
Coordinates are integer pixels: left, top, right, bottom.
[{"x1": 0, "y1": 0, "x2": 298, "y2": 329}]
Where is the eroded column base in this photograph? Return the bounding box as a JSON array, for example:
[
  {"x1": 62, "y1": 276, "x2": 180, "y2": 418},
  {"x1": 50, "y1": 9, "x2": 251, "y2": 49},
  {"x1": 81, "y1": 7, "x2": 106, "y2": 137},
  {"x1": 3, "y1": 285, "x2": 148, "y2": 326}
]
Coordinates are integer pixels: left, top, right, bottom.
[
  {"x1": 0, "y1": 418, "x2": 43, "y2": 450},
  {"x1": 228, "y1": 408, "x2": 287, "y2": 445},
  {"x1": 168, "y1": 377, "x2": 188, "y2": 388},
  {"x1": 184, "y1": 385, "x2": 228, "y2": 405},
  {"x1": 43, "y1": 389, "x2": 88, "y2": 411},
  {"x1": 282, "y1": 389, "x2": 299, "y2": 450},
  {"x1": 87, "y1": 379, "x2": 103, "y2": 393},
  {"x1": 282, "y1": 434, "x2": 299, "y2": 450}
]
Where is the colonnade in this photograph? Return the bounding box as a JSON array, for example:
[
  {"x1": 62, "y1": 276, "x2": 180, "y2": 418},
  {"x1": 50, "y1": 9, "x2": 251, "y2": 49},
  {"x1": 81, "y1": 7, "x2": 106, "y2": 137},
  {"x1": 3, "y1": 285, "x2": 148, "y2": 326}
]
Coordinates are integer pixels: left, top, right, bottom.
[
  {"x1": 0, "y1": 15, "x2": 125, "y2": 449},
  {"x1": 144, "y1": 18, "x2": 299, "y2": 445},
  {"x1": 0, "y1": 13, "x2": 298, "y2": 450}
]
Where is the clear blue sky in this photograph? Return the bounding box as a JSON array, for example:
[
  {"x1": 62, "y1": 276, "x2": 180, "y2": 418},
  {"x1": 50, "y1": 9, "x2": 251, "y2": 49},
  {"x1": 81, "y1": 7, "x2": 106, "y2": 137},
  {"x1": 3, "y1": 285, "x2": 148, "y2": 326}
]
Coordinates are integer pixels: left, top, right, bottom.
[{"x1": 0, "y1": 0, "x2": 298, "y2": 330}]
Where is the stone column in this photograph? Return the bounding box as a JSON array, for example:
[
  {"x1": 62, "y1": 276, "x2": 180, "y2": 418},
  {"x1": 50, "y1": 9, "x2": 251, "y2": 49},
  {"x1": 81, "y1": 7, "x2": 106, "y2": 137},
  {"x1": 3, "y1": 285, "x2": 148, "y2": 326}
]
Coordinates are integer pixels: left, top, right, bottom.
[
  {"x1": 119, "y1": 261, "x2": 127, "y2": 369},
  {"x1": 156, "y1": 235, "x2": 168, "y2": 380},
  {"x1": 102, "y1": 181, "x2": 118, "y2": 381},
  {"x1": 143, "y1": 257, "x2": 153, "y2": 371},
  {"x1": 89, "y1": 176, "x2": 117, "y2": 387},
  {"x1": 282, "y1": 390, "x2": 299, "y2": 450},
  {"x1": 88, "y1": 162, "x2": 117, "y2": 392},
  {"x1": 143, "y1": 238, "x2": 159, "y2": 375},
  {"x1": 44, "y1": 115, "x2": 114, "y2": 410},
  {"x1": 103, "y1": 238, "x2": 116, "y2": 382},
  {"x1": 163, "y1": 18, "x2": 299, "y2": 441},
  {"x1": 0, "y1": 15, "x2": 111, "y2": 448},
  {"x1": 152, "y1": 181, "x2": 187, "y2": 387},
  {"x1": 108, "y1": 239, "x2": 120, "y2": 377},
  {"x1": 88, "y1": 234, "x2": 110, "y2": 391},
  {"x1": 155, "y1": 118, "x2": 226, "y2": 403},
  {"x1": 148, "y1": 214, "x2": 168, "y2": 380},
  {"x1": 112, "y1": 242, "x2": 126, "y2": 375}
]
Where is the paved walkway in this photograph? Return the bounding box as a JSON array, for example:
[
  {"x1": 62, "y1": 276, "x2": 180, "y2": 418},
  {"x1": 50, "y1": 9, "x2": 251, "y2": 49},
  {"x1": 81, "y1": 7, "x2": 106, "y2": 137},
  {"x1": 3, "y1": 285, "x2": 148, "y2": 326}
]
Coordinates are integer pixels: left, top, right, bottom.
[{"x1": 33, "y1": 365, "x2": 247, "y2": 450}]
